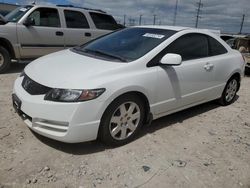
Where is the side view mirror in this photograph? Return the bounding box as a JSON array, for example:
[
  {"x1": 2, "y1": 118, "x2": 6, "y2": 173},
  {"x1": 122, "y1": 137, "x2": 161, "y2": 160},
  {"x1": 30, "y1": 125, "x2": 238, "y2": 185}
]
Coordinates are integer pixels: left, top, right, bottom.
[
  {"x1": 23, "y1": 17, "x2": 35, "y2": 27},
  {"x1": 160, "y1": 53, "x2": 182, "y2": 66}
]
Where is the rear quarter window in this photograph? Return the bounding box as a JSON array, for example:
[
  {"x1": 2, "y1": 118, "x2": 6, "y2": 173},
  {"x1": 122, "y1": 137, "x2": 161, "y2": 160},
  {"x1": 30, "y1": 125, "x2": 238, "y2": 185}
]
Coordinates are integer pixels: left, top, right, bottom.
[{"x1": 208, "y1": 36, "x2": 228, "y2": 56}]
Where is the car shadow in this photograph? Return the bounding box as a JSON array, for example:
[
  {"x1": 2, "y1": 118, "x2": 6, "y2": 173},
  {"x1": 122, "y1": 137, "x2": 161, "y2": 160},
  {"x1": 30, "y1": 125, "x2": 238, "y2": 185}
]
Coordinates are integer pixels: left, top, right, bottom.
[
  {"x1": 32, "y1": 131, "x2": 108, "y2": 155},
  {"x1": 140, "y1": 101, "x2": 220, "y2": 136},
  {"x1": 2, "y1": 63, "x2": 27, "y2": 74},
  {"x1": 140, "y1": 95, "x2": 239, "y2": 136},
  {"x1": 31, "y1": 96, "x2": 241, "y2": 155}
]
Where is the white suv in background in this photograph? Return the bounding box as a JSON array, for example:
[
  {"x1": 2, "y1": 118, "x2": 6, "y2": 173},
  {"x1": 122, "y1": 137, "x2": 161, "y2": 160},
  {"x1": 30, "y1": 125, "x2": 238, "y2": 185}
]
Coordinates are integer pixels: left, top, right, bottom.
[{"x1": 0, "y1": 4, "x2": 123, "y2": 73}]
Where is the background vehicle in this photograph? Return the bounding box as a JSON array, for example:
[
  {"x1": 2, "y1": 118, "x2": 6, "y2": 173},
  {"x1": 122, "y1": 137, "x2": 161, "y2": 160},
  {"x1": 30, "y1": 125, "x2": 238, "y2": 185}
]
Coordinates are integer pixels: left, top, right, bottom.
[
  {"x1": 233, "y1": 37, "x2": 250, "y2": 74},
  {"x1": 0, "y1": 4, "x2": 123, "y2": 73},
  {"x1": 221, "y1": 35, "x2": 250, "y2": 74},
  {"x1": 13, "y1": 26, "x2": 245, "y2": 146}
]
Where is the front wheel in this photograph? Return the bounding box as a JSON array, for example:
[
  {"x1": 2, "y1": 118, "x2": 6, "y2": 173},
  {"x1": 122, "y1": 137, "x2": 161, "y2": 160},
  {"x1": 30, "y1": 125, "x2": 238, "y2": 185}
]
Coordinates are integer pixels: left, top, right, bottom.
[
  {"x1": 99, "y1": 94, "x2": 145, "y2": 146},
  {"x1": 0, "y1": 46, "x2": 11, "y2": 74},
  {"x1": 219, "y1": 77, "x2": 239, "y2": 106}
]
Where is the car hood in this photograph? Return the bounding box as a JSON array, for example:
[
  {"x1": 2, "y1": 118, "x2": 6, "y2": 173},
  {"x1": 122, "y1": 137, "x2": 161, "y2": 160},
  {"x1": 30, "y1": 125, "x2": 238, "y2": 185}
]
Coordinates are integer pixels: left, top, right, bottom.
[{"x1": 25, "y1": 49, "x2": 126, "y2": 89}]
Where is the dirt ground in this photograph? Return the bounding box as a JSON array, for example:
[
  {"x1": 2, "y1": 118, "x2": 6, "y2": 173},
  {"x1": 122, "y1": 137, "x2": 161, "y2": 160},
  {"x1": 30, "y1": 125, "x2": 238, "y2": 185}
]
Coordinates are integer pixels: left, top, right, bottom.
[{"x1": 0, "y1": 64, "x2": 250, "y2": 188}]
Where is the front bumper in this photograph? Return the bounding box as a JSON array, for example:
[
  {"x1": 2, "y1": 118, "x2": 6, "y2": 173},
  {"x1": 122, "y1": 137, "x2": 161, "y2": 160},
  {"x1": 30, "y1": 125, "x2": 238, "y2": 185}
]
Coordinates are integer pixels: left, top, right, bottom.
[{"x1": 13, "y1": 77, "x2": 104, "y2": 143}]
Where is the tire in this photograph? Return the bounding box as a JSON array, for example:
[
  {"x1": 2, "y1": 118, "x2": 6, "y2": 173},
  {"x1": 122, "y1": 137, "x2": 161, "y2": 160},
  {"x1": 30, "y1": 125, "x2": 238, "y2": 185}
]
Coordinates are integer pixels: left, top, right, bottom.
[
  {"x1": 0, "y1": 46, "x2": 11, "y2": 74},
  {"x1": 219, "y1": 76, "x2": 239, "y2": 106},
  {"x1": 99, "y1": 94, "x2": 145, "y2": 146},
  {"x1": 245, "y1": 67, "x2": 250, "y2": 75}
]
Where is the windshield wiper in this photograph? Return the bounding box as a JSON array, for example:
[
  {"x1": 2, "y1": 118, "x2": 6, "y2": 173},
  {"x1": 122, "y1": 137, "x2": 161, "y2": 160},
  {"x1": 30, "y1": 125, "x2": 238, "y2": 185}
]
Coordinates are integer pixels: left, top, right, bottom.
[{"x1": 83, "y1": 48, "x2": 127, "y2": 62}]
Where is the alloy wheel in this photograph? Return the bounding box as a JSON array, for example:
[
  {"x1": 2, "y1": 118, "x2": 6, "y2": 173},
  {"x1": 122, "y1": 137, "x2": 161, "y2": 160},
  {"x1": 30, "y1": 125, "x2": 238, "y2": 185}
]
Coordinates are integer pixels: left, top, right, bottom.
[
  {"x1": 109, "y1": 102, "x2": 141, "y2": 140},
  {"x1": 225, "y1": 79, "x2": 237, "y2": 102}
]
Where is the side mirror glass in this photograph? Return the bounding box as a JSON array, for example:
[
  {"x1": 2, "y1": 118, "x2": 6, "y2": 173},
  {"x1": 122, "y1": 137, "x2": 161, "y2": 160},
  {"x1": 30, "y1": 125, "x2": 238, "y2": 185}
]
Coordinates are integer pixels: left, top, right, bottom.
[
  {"x1": 160, "y1": 53, "x2": 182, "y2": 66},
  {"x1": 24, "y1": 17, "x2": 35, "y2": 27}
]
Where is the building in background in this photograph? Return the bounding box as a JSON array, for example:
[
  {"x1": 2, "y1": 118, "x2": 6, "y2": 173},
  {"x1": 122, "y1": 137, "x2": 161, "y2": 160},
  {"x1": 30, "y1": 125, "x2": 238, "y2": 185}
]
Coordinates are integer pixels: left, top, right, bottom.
[{"x1": 0, "y1": 3, "x2": 19, "y2": 16}]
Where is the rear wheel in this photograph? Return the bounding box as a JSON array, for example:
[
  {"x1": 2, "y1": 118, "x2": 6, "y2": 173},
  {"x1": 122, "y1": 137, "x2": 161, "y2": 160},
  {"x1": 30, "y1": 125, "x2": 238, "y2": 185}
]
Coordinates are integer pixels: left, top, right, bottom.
[
  {"x1": 0, "y1": 46, "x2": 11, "y2": 74},
  {"x1": 99, "y1": 94, "x2": 145, "y2": 146},
  {"x1": 219, "y1": 77, "x2": 239, "y2": 106}
]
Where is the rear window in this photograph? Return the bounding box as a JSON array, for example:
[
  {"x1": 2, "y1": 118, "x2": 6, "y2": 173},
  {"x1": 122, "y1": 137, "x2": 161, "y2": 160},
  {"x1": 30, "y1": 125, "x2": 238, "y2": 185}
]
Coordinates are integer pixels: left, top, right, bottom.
[{"x1": 89, "y1": 12, "x2": 119, "y2": 30}]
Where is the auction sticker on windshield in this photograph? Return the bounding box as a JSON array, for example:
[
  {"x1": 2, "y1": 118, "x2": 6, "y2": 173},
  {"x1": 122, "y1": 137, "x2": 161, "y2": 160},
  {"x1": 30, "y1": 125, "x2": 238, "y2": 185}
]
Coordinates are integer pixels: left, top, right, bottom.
[{"x1": 143, "y1": 33, "x2": 165, "y2": 39}]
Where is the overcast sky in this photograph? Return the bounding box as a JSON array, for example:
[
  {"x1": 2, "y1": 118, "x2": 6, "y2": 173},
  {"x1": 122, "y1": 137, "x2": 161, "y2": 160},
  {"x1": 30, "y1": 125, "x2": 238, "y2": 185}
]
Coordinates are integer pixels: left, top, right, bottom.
[{"x1": 3, "y1": 0, "x2": 250, "y2": 34}]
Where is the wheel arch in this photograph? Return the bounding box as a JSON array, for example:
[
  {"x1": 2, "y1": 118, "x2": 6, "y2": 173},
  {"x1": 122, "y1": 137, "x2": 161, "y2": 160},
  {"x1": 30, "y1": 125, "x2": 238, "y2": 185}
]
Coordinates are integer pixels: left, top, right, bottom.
[
  {"x1": 98, "y1": 88, "x2": 152, "y2": 137},
  {"x1": 0, "y1": 38, "x2": 16, "y2": 59},
  {"x1": 227, "y1": 71, "x2": 241, "y2": 91},
  {"x1": 112, "y1": 91, "x2": 151, "y2": 124}
]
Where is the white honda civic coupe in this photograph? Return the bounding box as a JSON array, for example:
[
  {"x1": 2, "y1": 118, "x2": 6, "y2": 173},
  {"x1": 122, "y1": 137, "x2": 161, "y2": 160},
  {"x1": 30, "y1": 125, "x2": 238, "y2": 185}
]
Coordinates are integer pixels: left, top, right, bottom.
[{"x1": 13, "y1": 26, "x2": 245, "y2": 146}]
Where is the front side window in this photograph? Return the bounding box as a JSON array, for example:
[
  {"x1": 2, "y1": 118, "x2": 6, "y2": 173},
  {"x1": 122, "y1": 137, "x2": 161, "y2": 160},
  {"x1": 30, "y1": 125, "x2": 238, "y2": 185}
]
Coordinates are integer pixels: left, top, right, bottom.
[
  {"x1": 64, "y1": 10, "x2": 89, "y2": 29},
  {"x1": 5, "y1": 6, "x2": 33, "y2": 22},
  {"x1": 90, "y1": 12, "x2": 119, "y2": 30},
  {"x1": 166, "y1": 33, "x2": 209, "y2": 61},
  {"x1": 72, "y1": 28, "x2": 177, "y2": 62},
  {"x1": 28, "y1": 8, "x2": 60, "y2": 27}
]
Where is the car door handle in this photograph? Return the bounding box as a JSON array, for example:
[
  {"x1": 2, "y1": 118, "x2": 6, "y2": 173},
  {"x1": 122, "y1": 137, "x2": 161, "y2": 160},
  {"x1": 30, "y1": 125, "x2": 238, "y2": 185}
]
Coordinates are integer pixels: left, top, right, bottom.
[
  {"x1": 56, "y1": 31, "x2": 64, "y2": 36},
  {"x1": 85, "y1": 32, "x2": 91, "y2": 37},
  {"x1": 204, "y1": 63, "x2": 214, "y2": 71}
]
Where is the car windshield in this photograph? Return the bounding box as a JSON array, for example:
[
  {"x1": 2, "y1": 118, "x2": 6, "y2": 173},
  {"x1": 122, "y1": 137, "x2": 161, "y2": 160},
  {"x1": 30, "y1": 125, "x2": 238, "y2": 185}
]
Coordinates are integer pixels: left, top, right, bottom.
[
  {"x1": 5, "y1": 5, "x2": 33, "y2": 23},
  {"x1": 73, "y1": 28, "x2": 177, "y2": 62}
]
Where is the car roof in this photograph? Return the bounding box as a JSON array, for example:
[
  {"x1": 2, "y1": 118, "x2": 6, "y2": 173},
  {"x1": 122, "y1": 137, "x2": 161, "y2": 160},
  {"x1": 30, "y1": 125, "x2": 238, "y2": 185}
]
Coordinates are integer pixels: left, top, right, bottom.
[
  {"x1": 134, "y1": 25, "x2": 190, "y2": 31},
  {"x1": 135, "y1": 25, "x2": 222, "y2": 36}
]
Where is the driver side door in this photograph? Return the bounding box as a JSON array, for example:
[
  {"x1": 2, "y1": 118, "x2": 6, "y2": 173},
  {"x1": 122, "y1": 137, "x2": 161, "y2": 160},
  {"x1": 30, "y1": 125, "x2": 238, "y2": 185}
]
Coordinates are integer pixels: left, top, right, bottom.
[
  {"x1": 17, "y1": 7, "x2": 64, "y2": 59},
  {"x1": 154, "y1": 33, "x2": 215, "y2": 115}
]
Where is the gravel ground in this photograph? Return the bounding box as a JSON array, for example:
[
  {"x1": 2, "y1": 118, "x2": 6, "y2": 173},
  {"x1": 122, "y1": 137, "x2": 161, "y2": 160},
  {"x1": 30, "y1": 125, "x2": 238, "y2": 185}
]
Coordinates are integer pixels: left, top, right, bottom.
[{"x1": 0, "y1": 64, "x2": 250, "y2": 188}]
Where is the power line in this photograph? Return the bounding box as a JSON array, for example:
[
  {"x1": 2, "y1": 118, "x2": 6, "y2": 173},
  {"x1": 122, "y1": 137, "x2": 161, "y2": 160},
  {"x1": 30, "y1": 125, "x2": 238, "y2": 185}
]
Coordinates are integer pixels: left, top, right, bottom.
[{"x1": 195, "y1": 0, "x2": 203, "y2": 28}]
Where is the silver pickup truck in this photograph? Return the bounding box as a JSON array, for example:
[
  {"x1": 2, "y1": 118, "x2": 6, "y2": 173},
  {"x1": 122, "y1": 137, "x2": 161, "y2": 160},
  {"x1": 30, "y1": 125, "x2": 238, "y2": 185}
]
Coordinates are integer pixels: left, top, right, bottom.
[{"x1": 0, "y1": 4, "x2": 123, "y2": 73}]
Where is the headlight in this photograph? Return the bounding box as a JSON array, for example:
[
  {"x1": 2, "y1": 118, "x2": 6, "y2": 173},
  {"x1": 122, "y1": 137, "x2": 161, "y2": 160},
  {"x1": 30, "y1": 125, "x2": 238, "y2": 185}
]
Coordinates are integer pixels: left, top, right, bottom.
[{"x1": 44, "y1": 88, "x2": 105, "y2": 102}]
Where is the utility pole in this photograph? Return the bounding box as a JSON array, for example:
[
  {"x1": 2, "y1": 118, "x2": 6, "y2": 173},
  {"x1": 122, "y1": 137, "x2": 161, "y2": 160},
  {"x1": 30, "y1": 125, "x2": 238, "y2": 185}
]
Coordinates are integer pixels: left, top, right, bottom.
[
  {"x1": 123, "y1": 15, "x2": 126, "y2": 26},
  {"x1": 173, "y1": 0, "x2": 178, "y2": 25},
  {"x1": 239, "y1": 14, "x2": 245, "y2": 34},
  {"x1": 153, "y1": 15, "x2": 156, "y2": 25},
  {"x1": 139, "y1": 15, "x2": 142, "y2": 25},
  {"x1": 195, "y1": 0, "x2": 203, "y2": 28}
]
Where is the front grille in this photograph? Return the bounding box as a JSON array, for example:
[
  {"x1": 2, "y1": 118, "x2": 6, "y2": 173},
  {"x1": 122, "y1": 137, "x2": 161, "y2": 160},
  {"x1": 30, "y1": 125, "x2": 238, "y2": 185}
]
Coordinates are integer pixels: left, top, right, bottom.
[{"x1": 22, "y1": 75, "x2": 52, "y2": 95}]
